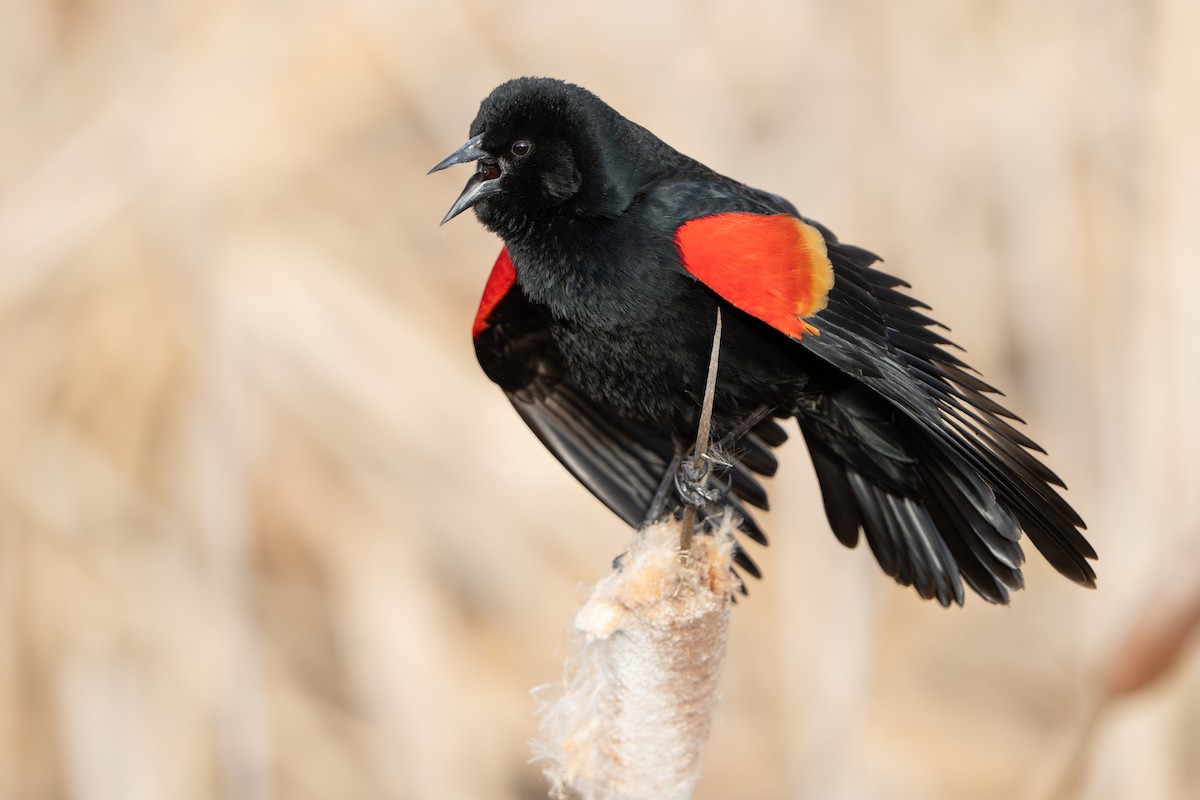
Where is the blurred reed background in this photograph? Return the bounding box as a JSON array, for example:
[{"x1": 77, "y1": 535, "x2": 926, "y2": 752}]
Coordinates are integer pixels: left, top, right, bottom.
[{"x1": 1, "y1": 0, "x2": 1198, "y2": 798}]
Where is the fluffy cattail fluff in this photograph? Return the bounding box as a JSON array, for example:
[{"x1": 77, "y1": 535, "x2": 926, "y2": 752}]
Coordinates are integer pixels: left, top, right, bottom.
[{"x1": 532, "y1": 515, "x2": 737, "y2": 800}]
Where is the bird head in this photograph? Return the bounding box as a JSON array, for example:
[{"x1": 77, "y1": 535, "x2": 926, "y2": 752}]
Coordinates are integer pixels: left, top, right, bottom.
[{"x1": 430, "y1": 77, "x2": 668, "y2": 236}]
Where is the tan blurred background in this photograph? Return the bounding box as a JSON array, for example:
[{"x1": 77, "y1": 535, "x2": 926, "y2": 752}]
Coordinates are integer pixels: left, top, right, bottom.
[{"x1": 2, "y1": 0, "x2": 1198, "y2": 798}]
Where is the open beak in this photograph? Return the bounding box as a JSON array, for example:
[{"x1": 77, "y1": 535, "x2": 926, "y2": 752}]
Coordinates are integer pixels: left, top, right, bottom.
[
  {"x1": 429, "y1": 133, "x2": 503, "y2": 224},
  {"x1": 428, "y1": 133, "x2": 488, "y2": 174}
]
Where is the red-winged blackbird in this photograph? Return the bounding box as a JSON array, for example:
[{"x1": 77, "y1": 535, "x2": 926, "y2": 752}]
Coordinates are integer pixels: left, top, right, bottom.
[{"x1": 431, "y1": 77, "x2": 1095, "y2": 605}]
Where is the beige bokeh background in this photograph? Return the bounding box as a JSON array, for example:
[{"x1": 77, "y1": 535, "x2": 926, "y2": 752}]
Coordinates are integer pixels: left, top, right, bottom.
[{"x1": 2, "y1": 1, "x2": 1198, "y2": 798}]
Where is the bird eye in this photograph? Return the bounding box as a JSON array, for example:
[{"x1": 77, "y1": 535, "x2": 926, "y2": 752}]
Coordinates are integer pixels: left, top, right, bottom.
[{"x1": 511, "y1": 139, "x2": 532, "y2": 157}]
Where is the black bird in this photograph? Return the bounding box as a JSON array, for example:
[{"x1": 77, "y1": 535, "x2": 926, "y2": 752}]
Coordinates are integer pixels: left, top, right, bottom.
[{"x1": 430, "y1": 77, "x2": 1095, "y2": 605}]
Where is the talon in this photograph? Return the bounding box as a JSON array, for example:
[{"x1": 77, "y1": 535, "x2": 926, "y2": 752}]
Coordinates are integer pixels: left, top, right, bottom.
[{"x1": 673, "y1": 457, "x2": 731, "y2": 509}]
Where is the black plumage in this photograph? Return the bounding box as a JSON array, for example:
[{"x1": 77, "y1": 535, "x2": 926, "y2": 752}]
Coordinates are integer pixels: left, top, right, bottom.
[{"x1": 433, "y1": 77, "x2": 1096, "y2": 605}]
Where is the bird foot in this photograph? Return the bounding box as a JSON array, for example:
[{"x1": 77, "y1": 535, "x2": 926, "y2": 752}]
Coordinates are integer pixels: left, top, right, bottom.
[{"x1": 674, "y1": 456, "x2": 730, "y2": 509}]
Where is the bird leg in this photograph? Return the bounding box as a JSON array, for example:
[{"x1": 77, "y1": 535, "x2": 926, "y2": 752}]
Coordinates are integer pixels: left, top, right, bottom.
[
  {"x1": 715, "y1": 404, "x2": 777, "y2": 452},
  {"x1": 642, "y1": 452, "x2": 683, "y2": 527}
]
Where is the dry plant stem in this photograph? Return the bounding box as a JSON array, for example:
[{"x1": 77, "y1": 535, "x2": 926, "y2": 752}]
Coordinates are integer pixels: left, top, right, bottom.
[
  {"x1": 680, "y1": 309, "x2": 723, "y2": 553},
  {"x1": 534, "y1": 517, "x2": 737, "y2": 800}
]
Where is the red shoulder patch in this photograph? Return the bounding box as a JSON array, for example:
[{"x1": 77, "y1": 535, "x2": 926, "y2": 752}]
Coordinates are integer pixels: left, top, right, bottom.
[
  {"x1": 675, "y1": 213, "x2": 834, "y2": 338},
  {"x1": 472, "y1": 248, "x2": 517, "y2": 339}
]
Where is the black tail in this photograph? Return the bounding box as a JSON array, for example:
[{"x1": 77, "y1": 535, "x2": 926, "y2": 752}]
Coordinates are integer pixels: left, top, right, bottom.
[{"x1": 799, "y1": 381, "x2": 1094, "y2": 606}]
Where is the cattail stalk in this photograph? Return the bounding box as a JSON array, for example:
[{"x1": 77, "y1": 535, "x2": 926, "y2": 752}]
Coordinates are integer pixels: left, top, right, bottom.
[{"x1": 533, "y1": 515, "x2": 737, "y2": 800}]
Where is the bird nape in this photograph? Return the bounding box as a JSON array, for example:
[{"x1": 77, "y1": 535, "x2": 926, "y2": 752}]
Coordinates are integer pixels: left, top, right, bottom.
[{"x1": 430, "y1": 76, "x2": 1096, "y2": 607}]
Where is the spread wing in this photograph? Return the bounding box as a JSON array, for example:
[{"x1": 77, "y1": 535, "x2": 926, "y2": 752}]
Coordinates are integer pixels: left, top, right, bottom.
[
  {"x1": 674, "y1": 208, "x2": 1095, "y2": 603},
  {"x1": 803, "y1": 240, "x2": 1095, "y2": 589}
]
